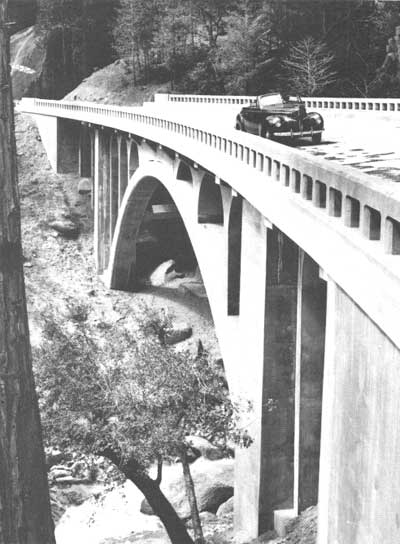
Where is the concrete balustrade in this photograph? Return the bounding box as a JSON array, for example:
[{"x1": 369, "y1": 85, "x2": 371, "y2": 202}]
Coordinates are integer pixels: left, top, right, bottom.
[{"x1": 153, "y1": 92, "x2": 400, "y2": 114}]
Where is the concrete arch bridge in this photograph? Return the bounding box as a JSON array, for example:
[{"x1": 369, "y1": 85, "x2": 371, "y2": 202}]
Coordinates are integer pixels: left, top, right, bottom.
[{"x1": 18, "y1": 94, "x2": 400, "y2": 544}]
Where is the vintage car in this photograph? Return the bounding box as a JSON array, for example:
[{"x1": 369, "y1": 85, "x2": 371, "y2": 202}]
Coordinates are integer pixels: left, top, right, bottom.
[{"x1": 235, "y1": 93, "x2": 324, "y2": 144}]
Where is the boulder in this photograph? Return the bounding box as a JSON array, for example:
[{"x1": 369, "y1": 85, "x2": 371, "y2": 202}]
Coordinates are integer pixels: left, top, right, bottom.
[
  {"x1": 149, "y1": 259, "x2": 181, "y2": 286},
  {"x1": 186, "y1": 511, "x2": 218, "y2": 527},
  {"x1": 48, "y1": 219, "x2": 80, "y2": 239},
  {"x1": 141, "y1": 458, "x2": 234, "y2": 520},
  {"x1": 216, "y1": 496, "x2": 234, "y2": 517},
  {"x1": 50, "y1": 481, "x2": 106, "y2": 527},
  {"x1": 49, "y1": 467, "x2": 72, "y2": 480},
  {"x1": 46, "y1": 448, "x2": 64, "y2": 469},
  {"x1": 164, "y1": 322, "x2": 192, "y2": 345},
  {"x1": 185, "y1": 436, "x2": 224, "y2": 461},
  {"x1": 54, "y1": 477, "x2": 90, "y2": 485},
  {"x1": 78, "y1": 178, "x2": 92, "y2": 195}
]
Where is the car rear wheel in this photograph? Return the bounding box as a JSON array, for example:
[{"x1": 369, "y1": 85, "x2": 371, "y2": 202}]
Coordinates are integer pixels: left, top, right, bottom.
[
  {"x1": 312, "y1": 133, "x2": 322, "y2": 144},
  {"x1": 236, "y1": 121, "x2": 244, "y2": 131}
]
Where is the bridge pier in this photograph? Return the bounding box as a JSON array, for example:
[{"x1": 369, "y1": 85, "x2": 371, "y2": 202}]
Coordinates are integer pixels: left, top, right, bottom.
[
  {"x1": 118, "y1": 136, "x2": 129, "y2": 206},
  {"x1": 294, "y1": 254, "x2": 326, "y2": 514},
  {"x1": 79, "y1": 125, "x2": 93, "y2": 178},
  {"x1": 235, "y1": 225, "x2": 327, "y2": 539},
  {"x1": 94, "y1": 129, "x2": 112, "y2": 273},
  {"x1": 318, "y1": 281, "x2": 400, "y2": 544},
  {"x1": 258, "y1": 228, "x2": 298, "y2": 531}
]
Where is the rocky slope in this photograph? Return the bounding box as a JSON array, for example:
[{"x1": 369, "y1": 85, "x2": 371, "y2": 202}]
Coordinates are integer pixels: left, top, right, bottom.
[{"x1": 63, "y1": 59, "x2": 170, "y2": 105}]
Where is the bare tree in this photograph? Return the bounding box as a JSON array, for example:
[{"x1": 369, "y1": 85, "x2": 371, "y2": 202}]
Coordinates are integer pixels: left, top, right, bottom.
[
  {"x1": 0, "y1": 2, "x2": 55, "y2": 542},
  {"x1": 282, "y1": 37, "x2": 337, "y2": 96}
]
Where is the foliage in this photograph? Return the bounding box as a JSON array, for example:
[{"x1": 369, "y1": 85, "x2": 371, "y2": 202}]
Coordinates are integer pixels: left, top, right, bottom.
[
  {"x1": 282, "y1": 37, "x2": 337, "y2": 96},
  {"x1": 109, "y1": 0, "x2": 400, "y2": 97},
  {"x1": 34, "y1": 302, "x2": 237, "y2": 465},
  {"x1": 33, "y1": 300, "x2": 247, "y2": 542},
  {"x1": 36, "y1": 0, "x2": 116, "y2": 98}
]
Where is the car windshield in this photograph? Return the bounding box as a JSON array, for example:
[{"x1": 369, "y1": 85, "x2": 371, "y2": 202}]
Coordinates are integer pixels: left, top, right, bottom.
[{"x1": 258, "y1": 93, "x2": 283, "y2": 108}]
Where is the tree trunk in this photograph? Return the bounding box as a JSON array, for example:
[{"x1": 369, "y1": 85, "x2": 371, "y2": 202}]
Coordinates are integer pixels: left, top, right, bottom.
[
  {"x1": 180, "y1": 449, "x2": 205, "y2": 544},
  {"x1": 101, "y1": 450, "x2": 194, "y2": 544},
  {"x1": 0, "y1": 3, "x2": 56, "y2": 543}
]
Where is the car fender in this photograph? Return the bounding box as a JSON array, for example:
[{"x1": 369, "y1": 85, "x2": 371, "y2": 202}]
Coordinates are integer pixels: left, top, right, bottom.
[{"x1": 306, "y1": 111, "x2": 324, "y2": 129}]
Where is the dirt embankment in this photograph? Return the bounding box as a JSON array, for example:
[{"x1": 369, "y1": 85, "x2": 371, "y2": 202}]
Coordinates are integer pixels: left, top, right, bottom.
[{"x1": 63, "y1": 58, "x2": 170, "y2": 105}]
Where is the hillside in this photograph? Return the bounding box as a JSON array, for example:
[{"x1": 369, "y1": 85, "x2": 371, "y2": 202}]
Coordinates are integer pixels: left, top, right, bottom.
[{"x1": 63, "y1": 59, "x2": 170, "y2": 105}]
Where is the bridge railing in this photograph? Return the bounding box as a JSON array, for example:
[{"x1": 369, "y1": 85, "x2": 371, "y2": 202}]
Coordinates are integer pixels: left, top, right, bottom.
[
  {"x1": 154, "y1": 93, "x2": 400, "y2": 114},
  {"x1": 153, "y1": 93, "x2": 257, "y2": 106},
  {"x1": 19, "y1": 97, "x2": 400, "y2": 260}
]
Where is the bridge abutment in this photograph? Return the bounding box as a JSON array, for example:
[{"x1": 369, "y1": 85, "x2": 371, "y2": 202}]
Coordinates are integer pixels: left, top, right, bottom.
[{"x1": 31, "y1": 115, "x2": 80, "y2": 174}]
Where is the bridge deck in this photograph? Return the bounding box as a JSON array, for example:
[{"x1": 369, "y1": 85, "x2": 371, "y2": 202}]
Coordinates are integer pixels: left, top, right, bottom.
[{"x1": 143, "y1": 103, "x2": 400, "y2": 184}]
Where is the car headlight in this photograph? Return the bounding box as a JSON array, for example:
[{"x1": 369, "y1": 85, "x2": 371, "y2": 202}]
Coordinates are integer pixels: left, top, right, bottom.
[
  {"x1": 266, "y1": 115, "x2": 282, "y2": 128},
  {"x1": 307, "y1": 112, "x2": 323, "y2": 126}
]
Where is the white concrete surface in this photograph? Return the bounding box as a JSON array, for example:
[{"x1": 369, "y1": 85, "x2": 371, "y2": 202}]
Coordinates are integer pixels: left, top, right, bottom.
[{"x1": 143, "y1": 102, "x2": 400, "y2": 184}]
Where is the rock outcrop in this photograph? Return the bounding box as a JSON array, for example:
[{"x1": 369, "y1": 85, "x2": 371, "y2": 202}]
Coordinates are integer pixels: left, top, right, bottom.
[
  {"x1": 217, "y1": 496, "x2": 234, "y2": 517},
  {"x1": 47, "y1": 218, "x2": 80, "y2": 239},
  {"x1": 11, "y1": 26, "x2": 46, "y2": 99},
  {"x1": 185, "y1": 435, "x2": 225, "y2": 461},
  {"x1": 141, "y1": 458, "x2": 234, "y2": 520},
  {"x1": 164, "y1": 321, "x2": 193, "y2": 345},
  {"x1": 149, "y1": 259, "x2": 180, "y2": 286}
]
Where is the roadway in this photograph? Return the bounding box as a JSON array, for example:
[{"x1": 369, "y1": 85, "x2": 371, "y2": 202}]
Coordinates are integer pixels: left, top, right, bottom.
[{"x1": 143, "y1": 102, "x2": 400, "y2": 184}]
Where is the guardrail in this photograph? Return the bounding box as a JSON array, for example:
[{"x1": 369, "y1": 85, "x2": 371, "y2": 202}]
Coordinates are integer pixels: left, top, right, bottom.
[
  {"x1": 154, "y1": 93, "x2": 400, "y2": 113},
  {"x1": 154, "y1": 93, "x2": 257, "y2": 106}
]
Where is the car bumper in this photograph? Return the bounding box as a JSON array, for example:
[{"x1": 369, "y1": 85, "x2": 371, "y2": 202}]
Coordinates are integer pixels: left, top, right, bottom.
[{"x1": 275, "y1": 129, "x2": 324, "y2": 137}]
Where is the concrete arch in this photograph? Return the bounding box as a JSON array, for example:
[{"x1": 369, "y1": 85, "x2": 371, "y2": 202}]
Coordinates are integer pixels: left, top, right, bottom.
[
  {"x1": 176, "y1": 160, "x2": 193, "y2": 182},
  {"x1": 108, "y1": 161, "x2": 252, "y2": 390},
  {"x1": 198, "y1": 173, "x2": 224, "y2": 225},
  {"x1": 79, "y1": 125, "x2": 92, "y2": 177}
]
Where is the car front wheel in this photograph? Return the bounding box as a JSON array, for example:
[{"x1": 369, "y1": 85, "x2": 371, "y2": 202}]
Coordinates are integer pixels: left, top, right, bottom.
[{"x1": 236, "y1": 121, "x2": 244, "y2": 131}]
